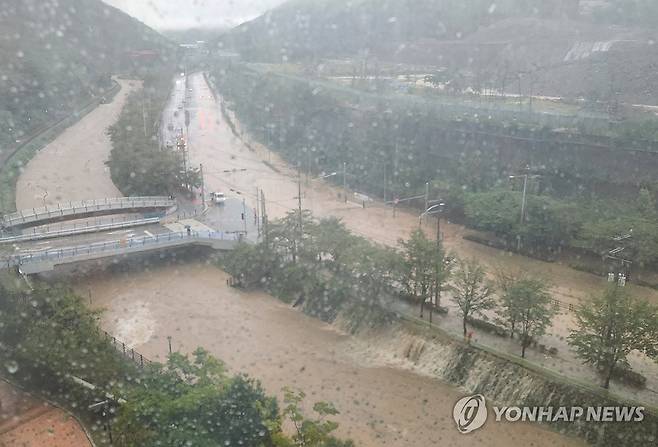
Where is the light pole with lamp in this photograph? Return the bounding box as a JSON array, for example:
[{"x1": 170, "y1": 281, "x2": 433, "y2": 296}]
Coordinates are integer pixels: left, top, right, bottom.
[
  {"x1": 419, "y1": 201, "x2": 446, "y2": 324},
  {"x1": 294, "y1": 169, "x2": 338, "y2": 237},
  {"x1": 305, "y1": 171, "x2": 338, "y2": 208},
  {"x1": 419, "y1": 202, "x2": 446, "y2": 244},
  {"x1": 509, "y1": 173, "x2": 541, "y2": 251}
]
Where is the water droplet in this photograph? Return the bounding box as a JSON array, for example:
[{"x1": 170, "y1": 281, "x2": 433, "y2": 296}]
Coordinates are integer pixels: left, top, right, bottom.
[{"x1": 6, "y1": 360, "x2": 19, "y2": 374}]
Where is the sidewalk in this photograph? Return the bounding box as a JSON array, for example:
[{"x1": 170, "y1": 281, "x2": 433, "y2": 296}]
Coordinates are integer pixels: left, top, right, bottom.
[
  {"x1": 385, "y1": 290, "x2": 658, "y2": 407},
  {"x1": 0, "y1": 380, "x2": 91, "y2": 447}
]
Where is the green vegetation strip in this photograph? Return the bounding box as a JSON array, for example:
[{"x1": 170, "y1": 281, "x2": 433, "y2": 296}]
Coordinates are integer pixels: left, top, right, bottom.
[
  {"x1": 221, "y1": 211, "x2": 658, "y2": 417},
  {"x1": 212, "y1": 62, "x2": 658, "y2": 272}
]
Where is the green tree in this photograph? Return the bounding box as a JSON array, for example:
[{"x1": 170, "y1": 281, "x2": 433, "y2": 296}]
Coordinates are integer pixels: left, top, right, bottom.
[
  {"x1": 281, "y1": 388, "x2": 355, "y2": 447},
  {"x1": 492, "y1": 267, "x2": 526, "y2": 336},
  {"x1": 268, "y1": 210, "x2": 316, "y2": 264},
  {"x1": 115, "y1": 349, "x2": 281, "y2": 447},
  {"x1": 498, "y1": 278, "x2": 556, "y2": 358},
  {"x1": 399, "y1": 229, "x2": 450, "y2": 318},
  {"x1": 310, "y1": 217, "x2": 358, "y2": 273},
  {"x1": 451, "y1": 259, "x2": 496, "y2": 336},
  {"x1": 0, "y1": 285, "x2": 129, "y2": 386},
  {"x1": 568, "y1": 286, "x2": 658, "y2": 389}
]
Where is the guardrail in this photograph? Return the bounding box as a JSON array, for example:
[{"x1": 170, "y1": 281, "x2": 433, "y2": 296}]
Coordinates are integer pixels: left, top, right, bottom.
[
  {"x1": 0, "y1": 217, "x2": 161, "y2": 245},
  {"x1": 1, "y1": 196, "x2": 175, "y2": 228},
  {"x1": 4, "y1": 230, "x2": 240, "y2": 270}
]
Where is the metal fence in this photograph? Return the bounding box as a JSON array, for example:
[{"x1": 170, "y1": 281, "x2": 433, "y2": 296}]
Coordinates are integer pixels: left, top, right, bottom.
[
  {"x1": 3, "y1": 230, "x2": 241, "y2": 269},
  {"x1": 101, "y1": 330, "x2": 153, "y2": 368}
]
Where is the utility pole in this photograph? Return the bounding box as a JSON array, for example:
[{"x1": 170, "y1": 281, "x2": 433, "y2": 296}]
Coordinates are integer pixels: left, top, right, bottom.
[
  {"x1": 383, "y1": 165, "x2": 387, "y2": 203},
  {"x1": 255, "y1": 187, "x2": 260, "y2": 236},
  {"x1": 343, "y1": 162, "x2": 347, "y2": 203},
  {"x1": 297, "y1": 167, "x2": 303, "y2": 235},
  {"x1": 261, "y1": 190, "x2": 268, "y2": 247},
  {"x1": 242, "y1": 198, "x2": 247, "y2": 235},
  {"x1": 200, "y1": 163, "x2": 205, "y2": 209},
  {"x1": 424, "y1": 182, "x2": 430, "y2": 222},
  {"x1": 142, "y1": 91, "x2": 148, "y2": 137}
]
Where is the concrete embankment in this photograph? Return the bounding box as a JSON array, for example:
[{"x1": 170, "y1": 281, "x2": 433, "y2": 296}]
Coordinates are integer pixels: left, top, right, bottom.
[{"x1": 339, "y1": 314, "x2": 658, "y2": 446}]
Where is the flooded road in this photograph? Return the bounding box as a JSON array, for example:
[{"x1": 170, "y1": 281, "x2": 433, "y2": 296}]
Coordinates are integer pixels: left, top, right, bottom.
[
  {"x1": 77, "y1": 262, "x2": 582, "y2": 447},
  {"x1": 186, "y1": 72, "x2": 658, "y2": 307},
  {"x1": 13, "y1": 73, "x2": 583, "y2": 446}
]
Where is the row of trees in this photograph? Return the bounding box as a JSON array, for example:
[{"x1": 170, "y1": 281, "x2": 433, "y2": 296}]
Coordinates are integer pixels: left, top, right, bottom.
[
  {"x1": 400, "y1": 234, "x2": 658, "y2": 389},
  {"x1": 463, "y1": 187, "x2": 658, "y2": 267},
  {"x1": 224, "y1": 210, "x2": 658, "y2": 390},
  {"x1": 224, "y1": 212, "x2": 401, "y2": 329},
  {"x1": 107, "y1": 72, "x2": 201, "y2": 197},
  {"x1": 216, "y1": 63, "x2": 658, "y2": 271},
  {"x1": 400, "y1": 230, "x2": 558, "y2": 360},
  {"x1": 0, "y1": 280, "x2": 354, "y2": 446}
]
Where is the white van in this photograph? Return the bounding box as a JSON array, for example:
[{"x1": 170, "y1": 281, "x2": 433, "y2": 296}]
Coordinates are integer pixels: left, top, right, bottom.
[{"x1": 210, "y1": 192, "x2": 226, "y2": 205}]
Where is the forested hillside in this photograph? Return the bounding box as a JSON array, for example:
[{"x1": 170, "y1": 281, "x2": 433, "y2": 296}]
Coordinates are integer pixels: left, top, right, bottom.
[
  {"x1": 0, "y1": 0, "x2": 174, "y2": 148},
  {"x1": 213, "y1": 63, "x2": 658, "y2": 270},
  {"x1": 220, "y1": 0, "x2": 658, "y2": 104}
]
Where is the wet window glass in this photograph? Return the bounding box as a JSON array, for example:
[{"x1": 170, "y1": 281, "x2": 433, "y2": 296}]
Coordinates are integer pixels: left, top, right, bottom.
[{"x1": 1, "y1": 1, "x2": 657, "y2": 446}]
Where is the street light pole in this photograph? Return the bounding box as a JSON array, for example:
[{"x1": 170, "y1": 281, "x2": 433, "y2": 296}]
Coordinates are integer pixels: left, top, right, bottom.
[
  {"x1": 419, "y1": 202, "x2": 446, "y2": 324},
  {"x1": 436, "y1": 210, "x2": 442, "y2": 247},
  {"x1": 520, "y1": 174, "x2": 528, "y2": 225},
  {"x1": 509, "y1": 172, "x2": 538, "y2": 252},
  {"x1": 424, "y1": 182, "x2": 429, "y2": 220}
]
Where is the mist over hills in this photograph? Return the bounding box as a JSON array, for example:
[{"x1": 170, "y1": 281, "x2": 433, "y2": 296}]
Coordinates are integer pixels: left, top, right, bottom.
[
  {"x1": 220, "y1": 0, "x2": 658, "y2": 104},
  {"x1": 0, "y1": 0, "x2": 173, "y2": 145}
]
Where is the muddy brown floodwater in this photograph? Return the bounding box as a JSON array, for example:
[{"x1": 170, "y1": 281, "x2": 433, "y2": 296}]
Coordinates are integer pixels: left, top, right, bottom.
[
  {"x1": 15, "y1": 75, "x2": 583, "y2": 446},
  {"x1": 77, "y1": 263, "x2": 583, "y2": 447},
  {"x1": 15, "y1": 79, "x2": 141, "y2": 210},
  {"x1": 186, "y1": 73, "x2": 658, "y2": 309}
]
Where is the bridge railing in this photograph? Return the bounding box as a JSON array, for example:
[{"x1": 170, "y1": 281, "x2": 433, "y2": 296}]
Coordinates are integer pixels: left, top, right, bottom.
[
  {"x1": 0, "y1": 217, "x2": 161, "y2": 245},
  {"x1": 2, "y1": 196, "x2": 175, "y2": 228},
  {"x1": 4, "y1": 230, "x2": 240, "y2": 268}
]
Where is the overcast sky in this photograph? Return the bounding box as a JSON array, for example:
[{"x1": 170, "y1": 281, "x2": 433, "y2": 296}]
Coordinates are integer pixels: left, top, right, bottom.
[{"x1": 102, "y1": 0, "x2": 285, "y2": 30}]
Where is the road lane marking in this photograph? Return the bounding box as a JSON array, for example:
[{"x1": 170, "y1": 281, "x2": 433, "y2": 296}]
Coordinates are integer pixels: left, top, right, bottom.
[
  {"x1": 106, "y1": 229, "x2": 133, "y2": 235},
  {"x1": 144, "y1": 230, "x2": 155, "y2": 238}
]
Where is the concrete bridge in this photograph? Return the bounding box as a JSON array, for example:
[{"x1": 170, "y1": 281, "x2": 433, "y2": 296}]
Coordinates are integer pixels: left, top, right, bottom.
[
  {"x1": 5, "y1": 230, "x2": 241, "y2": 274},
  {"x1": 0, "y1": 217, "x2": 161, "y2": 245},
  {"x1": 1, "y1": 196, "x2": 175, "y2": 230}
]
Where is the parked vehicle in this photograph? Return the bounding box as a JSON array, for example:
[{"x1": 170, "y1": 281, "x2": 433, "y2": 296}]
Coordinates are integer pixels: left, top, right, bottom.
[{"x1": 210, "y1": 192, "x2": 226, "y2": 204}]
